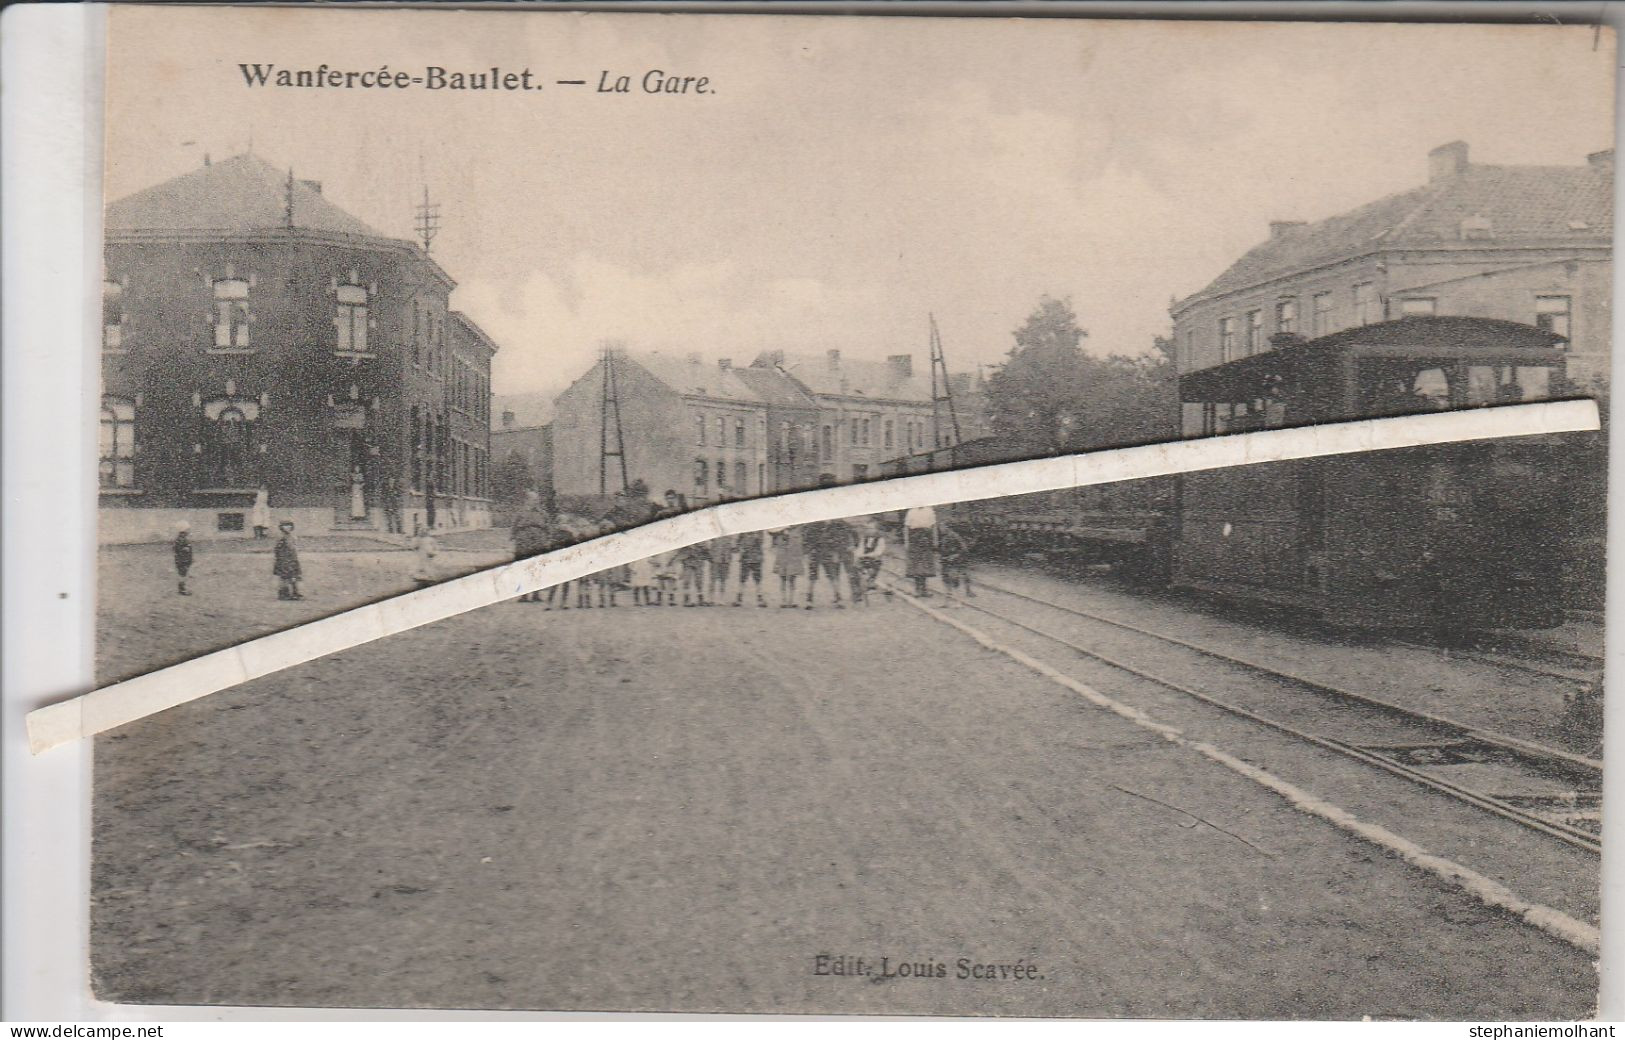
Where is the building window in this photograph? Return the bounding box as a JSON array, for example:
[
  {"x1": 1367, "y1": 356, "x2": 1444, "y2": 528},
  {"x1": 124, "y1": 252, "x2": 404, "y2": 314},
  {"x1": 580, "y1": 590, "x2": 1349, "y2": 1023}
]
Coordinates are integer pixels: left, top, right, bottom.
[
  {"x1": 1275, "y1": 299, "x2": 1297, "y2": 336},
  {"x1": 694, "y1": 458, "x2": 709, "y2": 494},
  {"x1": 884, "y1": 419, "x2": 894, "y2": 450},
  {"x1": 412, "y1": 302, "x2": 422, "y2": 365},
  {"x1": 1219, "y1": 317, "x2": 1236, "y2": 361},
  {"x1": 734, "y1": 418, "x2": 745, "y2": 447},
  {"x1": 716, "y1": 457, "x2": 728, "y2": 490},
  {"x1": 734, "y1": 460, "x2": 747, "y2": 493},
  {"x1": 212, "y1": 278, "x2": 251, "y2": 349},
  {"x1": 202, "y1": 398, "x2": 259, "y2": 487},
  {"x1": 1353, "y1": 282, "x2": 1375, "y2": 326},
  {"x1": 822, "y1": 425, "x2": 834, "y2": 460},
  {"x1": 1312, "y1": 292, "x2": 1332, "y2": 336},
  {"x1": 913, "y1": 422, "x2": 924, "y2": 450},
  {"x1": 780, "y1": 421, "x2": 791, "y2": 456},
  {"x1": 1245, "y1": 310, "x2": 1262, "y2": 355},
  {"x1": 103, "y1": 281, "x2": 126, "y2": 353},
  {"x1": 336, "y1": 283, "x2": 369, "y2": 353},
  {"x1": 1398, "y1": 297, "x2": 1436, "y2": 317},
  {"x1": 696, "y1": 414, "x2": 706, "y2": 446},
  {"x1": 99, "y1": 397, "x2": 136, "y2": 488},
  {"x1": 714, "y1": 416, "x2": 725, "y2": 445},
  {"x1": 1536, "y1": 296, "x2": 1572, "y2": 343}
]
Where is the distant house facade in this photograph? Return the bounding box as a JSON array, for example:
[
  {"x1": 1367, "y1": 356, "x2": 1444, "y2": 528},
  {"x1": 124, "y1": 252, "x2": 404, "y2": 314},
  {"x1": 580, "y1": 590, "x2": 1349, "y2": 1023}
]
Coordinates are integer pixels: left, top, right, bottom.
[
  {"x1": 1170, "y1": 141, "x2": 1613, "y2": 435},
  {"x1": 755, "y1": 349, "x2": 940, "y2": 484},
  {"x1": 100, "y1": 153, "x2": 498, "y2": 542},
  {"x1": 549, "y1": 347, "x2": 977, "y2": 505},
  {"x1": 552, "y1": 352, "x2": 776, "y2": 504},
  {"x1": 491, "y1": 411, "x2": 554, "y2": 518}
]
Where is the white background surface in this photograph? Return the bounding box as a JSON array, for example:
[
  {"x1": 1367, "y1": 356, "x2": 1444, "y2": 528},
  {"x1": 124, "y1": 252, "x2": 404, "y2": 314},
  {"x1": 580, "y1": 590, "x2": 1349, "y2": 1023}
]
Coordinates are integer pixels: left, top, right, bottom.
[{"x1": 4, "y1": 1, "x2": 1622, "y2": 1027}]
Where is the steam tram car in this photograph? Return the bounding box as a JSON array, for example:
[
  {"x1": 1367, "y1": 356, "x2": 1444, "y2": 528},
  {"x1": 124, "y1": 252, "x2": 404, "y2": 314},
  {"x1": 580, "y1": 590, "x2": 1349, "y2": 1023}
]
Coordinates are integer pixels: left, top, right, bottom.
[
  {"x1": 943, "y1": 317, "x2": 1577, "y2": 630},
  {"x1": 1173, "y1": 316, "x2": 1570, "y2": 629}
]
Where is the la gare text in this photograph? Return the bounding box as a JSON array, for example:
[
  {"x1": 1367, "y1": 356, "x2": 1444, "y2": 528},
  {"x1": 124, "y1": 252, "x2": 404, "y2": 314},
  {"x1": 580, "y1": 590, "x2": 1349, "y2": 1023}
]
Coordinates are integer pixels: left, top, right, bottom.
[{"x1": 238, "y1": 64, "x2": 713, "y2": 95}]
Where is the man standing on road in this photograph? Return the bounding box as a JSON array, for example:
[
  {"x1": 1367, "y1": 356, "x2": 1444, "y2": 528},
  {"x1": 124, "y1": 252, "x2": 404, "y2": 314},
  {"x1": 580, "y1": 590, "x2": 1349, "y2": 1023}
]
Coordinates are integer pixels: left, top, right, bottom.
[
  {"x1": 273, "y1": 520, "x2": 303, "y2": 600},
  {"x1": 172, "y1": 522, "x2": 194, "y2": 596}
]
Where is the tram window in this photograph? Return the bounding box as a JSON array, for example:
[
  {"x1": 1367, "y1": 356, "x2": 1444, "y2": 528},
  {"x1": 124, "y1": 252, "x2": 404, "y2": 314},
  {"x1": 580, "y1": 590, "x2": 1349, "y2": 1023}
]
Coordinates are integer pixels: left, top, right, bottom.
[
  {"x1": 1412, "y1": 368, "x2": 1451, "y2": 408},
  {"x1": 1516, "y1": 366, "x2": 1550, "y2": 400},
  {"x1": 1535, "y1": 296, "x2": 1571, "y2": 343}
]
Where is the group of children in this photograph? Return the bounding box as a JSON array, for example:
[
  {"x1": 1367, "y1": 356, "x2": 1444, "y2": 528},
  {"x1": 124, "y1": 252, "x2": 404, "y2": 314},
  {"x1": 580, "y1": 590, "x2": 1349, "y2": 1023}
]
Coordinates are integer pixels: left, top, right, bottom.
[
  {"x1": 513, "y1": 515, "x2": 891, "y2": 611},
  {"x1": 170, "y1": 518, "x2": 306, "y2": 600},
  {"x1": 509, "y1": 489, "x2": 979, "y2": 611}
]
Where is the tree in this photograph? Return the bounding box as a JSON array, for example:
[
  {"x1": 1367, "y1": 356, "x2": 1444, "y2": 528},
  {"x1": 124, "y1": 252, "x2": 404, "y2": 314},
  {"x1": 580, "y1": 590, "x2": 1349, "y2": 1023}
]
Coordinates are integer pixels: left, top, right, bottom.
[
  {"x1": 985, "y1": 296, "x2": 1093, "y2": 452},
  {"x1": 492, "y1": 450, "x2": 536, "y2": 506},
  {"x1": 984, "y1": 297, "x2": 1179, "y2": 454}
]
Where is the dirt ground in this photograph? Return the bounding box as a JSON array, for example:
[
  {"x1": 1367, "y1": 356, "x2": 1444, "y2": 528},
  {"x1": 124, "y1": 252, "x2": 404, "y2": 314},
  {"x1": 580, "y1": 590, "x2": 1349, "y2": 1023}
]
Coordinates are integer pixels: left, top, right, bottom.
[{"x1": 91, "y1": 548, "x2": 1596, "y2": 1018}]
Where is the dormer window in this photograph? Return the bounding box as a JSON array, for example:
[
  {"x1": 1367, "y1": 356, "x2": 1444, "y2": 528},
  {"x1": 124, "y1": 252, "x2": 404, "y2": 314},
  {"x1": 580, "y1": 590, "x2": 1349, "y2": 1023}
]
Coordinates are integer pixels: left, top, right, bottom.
[
  {"x1": 103, "y1": 280, "x2": 126, "y2": 353},
  {"x1": 212, "y1": 278, "x2": 251, "y2": 349}
]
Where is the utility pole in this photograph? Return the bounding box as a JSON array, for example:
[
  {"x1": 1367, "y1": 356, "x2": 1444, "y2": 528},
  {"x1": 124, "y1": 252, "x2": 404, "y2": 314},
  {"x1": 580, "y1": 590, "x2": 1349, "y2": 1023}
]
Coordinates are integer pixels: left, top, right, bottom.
[
  {"x1": 598, "y1": 341, "x2": 630, "y2": 495},
  {"x1": 413, "y1": 184, "x2": 441, "y2": 255},
  {"x1": 929, "y1": 313, "x2": 963, "y2": 450}
]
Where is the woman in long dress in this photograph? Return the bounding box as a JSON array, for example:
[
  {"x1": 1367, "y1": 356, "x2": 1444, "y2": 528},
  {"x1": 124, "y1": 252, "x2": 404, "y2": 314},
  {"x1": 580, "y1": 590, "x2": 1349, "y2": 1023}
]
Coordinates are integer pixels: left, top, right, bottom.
[
  {"x1": 349, "y1": 465, "x2": 367, "y2": 520},
  {"x1": 250, "y1": 487, "x2": 271, "y2": 539},
  {"x1": 903, "y1": 506, "x2": 938, "y2": 597}
]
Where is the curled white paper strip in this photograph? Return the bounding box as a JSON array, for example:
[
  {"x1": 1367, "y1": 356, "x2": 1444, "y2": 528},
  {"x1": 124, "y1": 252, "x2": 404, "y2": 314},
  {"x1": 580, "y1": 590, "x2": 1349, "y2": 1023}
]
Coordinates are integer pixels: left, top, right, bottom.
[{"x1": 26, "y1": 399, "x2": 1599, "y2": 754}]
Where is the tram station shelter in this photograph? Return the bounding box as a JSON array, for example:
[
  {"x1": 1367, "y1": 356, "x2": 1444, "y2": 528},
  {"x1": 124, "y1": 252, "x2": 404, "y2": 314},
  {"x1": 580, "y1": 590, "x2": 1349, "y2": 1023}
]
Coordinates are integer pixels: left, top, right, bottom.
[
  {"x1": 99, "y1": 154, "x2": 499, "y2": 543},
  {"x1": 1171, "y1": 140, "x2": 1613, "y2": 436}
]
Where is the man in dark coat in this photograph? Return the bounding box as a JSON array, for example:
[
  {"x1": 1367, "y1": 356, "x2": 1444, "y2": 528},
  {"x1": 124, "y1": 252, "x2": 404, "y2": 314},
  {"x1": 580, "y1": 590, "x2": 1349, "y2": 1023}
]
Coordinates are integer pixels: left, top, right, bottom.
[
  {"x1": 172, "y1": 522, "x2": 194, "y2": 596},
  {"x1": 273, "y1": 520, "x2": 303, "y2": 600}
]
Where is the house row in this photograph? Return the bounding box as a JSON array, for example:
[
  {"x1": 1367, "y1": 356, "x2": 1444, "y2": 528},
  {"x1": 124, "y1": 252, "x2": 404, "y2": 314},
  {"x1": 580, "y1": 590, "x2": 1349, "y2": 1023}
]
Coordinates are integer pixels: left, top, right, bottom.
[{"x1": 544, "y1": 348, "x2": 986, "y2": 504}]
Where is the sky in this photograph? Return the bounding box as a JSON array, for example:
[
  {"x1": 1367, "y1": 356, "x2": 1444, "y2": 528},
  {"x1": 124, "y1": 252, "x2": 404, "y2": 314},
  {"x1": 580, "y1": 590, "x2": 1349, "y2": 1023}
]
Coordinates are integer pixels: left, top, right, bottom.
[{"x1": 106, "y1": 10, "x2": 1616, "y2": 403}]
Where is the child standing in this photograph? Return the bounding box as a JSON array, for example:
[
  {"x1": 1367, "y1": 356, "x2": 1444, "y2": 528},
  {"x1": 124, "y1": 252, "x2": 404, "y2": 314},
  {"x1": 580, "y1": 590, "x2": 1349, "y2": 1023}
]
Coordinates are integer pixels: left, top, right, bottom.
[
  {"x1": 410, "y1": 522, "x2": 439, "y2": 589},
  {"x1": 771, "y1": 526, "x2": 804, "y2": 608},
  {"x1": 938, "y1": 521, "x2": 974, "y2": 602},
  {"x1": 172, "y1": 522, "x2": 194, "y2": 596},
  {"x1": 677, "y1": 540, "x2": 712, "y2": 606},
  {"x1": 732, "y1": 529, "x2": 767, "y2": 607},
  {"x1": 856, "y1": 519, "x2": 888, "y2": 602},
  {"x1": 708, "y1": 532, "x2": 735, "y2": 605},
  {"x1": 273, "y1": 520, "x2": 303, "y2": 600}
]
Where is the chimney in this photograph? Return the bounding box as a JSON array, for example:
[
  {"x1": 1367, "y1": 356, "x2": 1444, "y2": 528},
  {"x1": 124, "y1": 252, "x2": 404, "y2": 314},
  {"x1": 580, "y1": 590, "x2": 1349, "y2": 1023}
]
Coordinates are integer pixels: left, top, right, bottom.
[
  {"x1": 1588, "y1": 148, "x2": 1614, "y2": 171},
  {"x1": 300, "y1": 179, "x2": 323, "y2": 195},
  {"x1": 826, "y1": 349, "x2": 841, "y2": 369},
  {"x1": 501, "y1": 409, "x2": 515, "y2": 429},
  {"x1": 1428, "y1": 141, "x2": 1469, "y2": 182},
  {"x1": 1269, "y1": 220, "x2": 1306, "y2": 239},
  {"x1": 887, "y1": 354, "x2": 914, "y2": 379},
  {"x1": 718, "y1": 357, "x2": 732, "y2": 370}
]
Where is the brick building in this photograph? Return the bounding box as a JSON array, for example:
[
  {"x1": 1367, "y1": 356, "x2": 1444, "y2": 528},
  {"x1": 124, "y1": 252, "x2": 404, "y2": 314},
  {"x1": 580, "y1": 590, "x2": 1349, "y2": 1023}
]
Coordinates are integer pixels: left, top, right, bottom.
[
  {"x1": 551, "y1": 351, "x2": 777, "y2": 504},
  {"x1": 550, "y1": 347, "x2": 973, "y2": 505},
  {"x1": 1170, "y1": 141, "x2": 1612, "y2": 434},
  {"x1": 753, "y1": 349, "x2": 941, "y2": 483},
  {"x1": 99, "y1": 154, "x2": 498, "y2": 542}
]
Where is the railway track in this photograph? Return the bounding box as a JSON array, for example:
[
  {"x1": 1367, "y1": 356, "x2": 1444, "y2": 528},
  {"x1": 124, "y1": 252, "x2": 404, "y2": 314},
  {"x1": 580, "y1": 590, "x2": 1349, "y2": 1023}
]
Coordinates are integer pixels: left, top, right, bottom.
[
  {"x1": 1389, "y1": 638, "x2": 1602, "y2": 687},
  {"x1": 886, "y1": 568, "x2": 1601, "y2": 855}
]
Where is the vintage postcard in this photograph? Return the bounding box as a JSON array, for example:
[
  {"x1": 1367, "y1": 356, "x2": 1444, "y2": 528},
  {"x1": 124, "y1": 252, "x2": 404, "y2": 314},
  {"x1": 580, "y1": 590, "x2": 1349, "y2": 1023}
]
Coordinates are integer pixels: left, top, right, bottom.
[{"x1": 89, "y1": 7, "x2": 1610, "y2": 1017}]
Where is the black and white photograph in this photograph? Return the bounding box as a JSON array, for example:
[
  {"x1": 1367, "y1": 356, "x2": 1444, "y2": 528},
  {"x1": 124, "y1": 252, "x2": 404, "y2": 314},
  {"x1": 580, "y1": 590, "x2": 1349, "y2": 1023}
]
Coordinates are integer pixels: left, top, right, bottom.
[{"x1": 64, "y1": 6, "x2": 1615, "y2": 1019}]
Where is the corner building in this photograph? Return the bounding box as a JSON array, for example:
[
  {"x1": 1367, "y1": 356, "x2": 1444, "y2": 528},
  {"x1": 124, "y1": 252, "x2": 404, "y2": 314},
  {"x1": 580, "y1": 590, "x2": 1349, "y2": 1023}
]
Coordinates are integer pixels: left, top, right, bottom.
[
  {"x1": 1171, "y1": 141, "x2": 1613, "y2": 435},
  {"x1": 99, "y1": 154, "x2": 497, "y2": 542}
]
